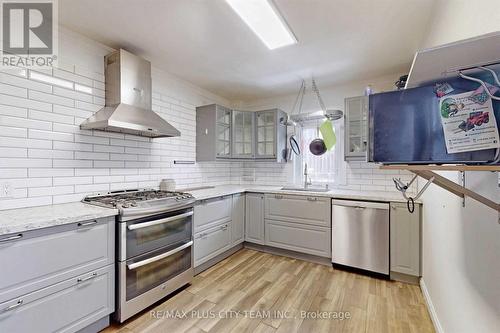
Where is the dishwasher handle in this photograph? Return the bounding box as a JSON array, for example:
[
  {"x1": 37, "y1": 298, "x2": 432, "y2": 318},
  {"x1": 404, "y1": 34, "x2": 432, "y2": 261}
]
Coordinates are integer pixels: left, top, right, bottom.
[{"x1": 332, "y1": 200, "x2": 389, "y2": 210}]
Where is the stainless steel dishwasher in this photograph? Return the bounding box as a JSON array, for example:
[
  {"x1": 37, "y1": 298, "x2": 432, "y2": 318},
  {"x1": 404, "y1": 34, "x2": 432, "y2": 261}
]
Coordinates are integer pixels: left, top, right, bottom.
[{"x1": 331, "y1": 199, "x2": 389, "y2": 275}]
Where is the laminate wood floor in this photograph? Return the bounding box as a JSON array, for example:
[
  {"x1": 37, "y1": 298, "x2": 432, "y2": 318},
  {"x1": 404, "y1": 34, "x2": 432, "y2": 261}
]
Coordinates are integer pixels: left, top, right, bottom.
[{"x1": 102, "y1": 249, "x2": 434, "y2": 333}]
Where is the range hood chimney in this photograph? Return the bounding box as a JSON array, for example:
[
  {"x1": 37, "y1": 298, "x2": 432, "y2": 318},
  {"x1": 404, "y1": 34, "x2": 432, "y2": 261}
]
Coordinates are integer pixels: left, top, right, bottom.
[{"x1": 80, "y1": 49, "x2": 180, "y2": 138}]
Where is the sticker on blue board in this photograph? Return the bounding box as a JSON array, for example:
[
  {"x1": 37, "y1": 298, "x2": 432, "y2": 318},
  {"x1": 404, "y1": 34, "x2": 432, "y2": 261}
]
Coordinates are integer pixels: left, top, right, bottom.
[
  {"x1": 439, "y1": 91, "x2": 500, "y2": 153},
  {"x1": 468, "y1": 82, "x2": 500, "y2": 105},
  {"x1": 434, "y1": 82, "x2": 454, "y2": 97}
]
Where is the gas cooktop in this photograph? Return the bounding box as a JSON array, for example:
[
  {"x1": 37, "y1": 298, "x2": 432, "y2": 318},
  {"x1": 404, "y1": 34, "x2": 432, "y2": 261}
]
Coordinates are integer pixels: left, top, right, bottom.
[{"x1": 82, "y1": 189, "x2": 195, "y2": 211}]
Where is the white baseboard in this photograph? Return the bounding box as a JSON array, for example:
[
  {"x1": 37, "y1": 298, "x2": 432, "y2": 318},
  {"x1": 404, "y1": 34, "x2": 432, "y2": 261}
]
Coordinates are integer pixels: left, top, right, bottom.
[{"x1": 420, "y1": 278, "x2": 444, "y2": 333}]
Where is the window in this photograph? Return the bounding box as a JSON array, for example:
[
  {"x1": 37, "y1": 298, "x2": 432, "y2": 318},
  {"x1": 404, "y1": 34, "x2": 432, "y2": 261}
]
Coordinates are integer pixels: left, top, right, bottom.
[{"x1": 294, "y1": 121, "x2": 346, "y2": 186}]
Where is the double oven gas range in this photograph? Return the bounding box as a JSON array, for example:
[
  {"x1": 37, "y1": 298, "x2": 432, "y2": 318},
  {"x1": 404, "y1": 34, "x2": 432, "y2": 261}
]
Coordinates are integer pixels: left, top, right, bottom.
[{"x1": 83, "y1": 189, "x2": 196, "y2": 322}]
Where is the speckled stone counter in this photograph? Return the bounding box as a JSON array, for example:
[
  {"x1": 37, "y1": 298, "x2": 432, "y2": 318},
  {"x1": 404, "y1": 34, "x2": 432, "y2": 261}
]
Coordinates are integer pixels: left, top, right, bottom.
[
  {"x1": 0, "y1": 202, "x2": 118, "y2": 236},
  {"x1": 183, "y1": 184, "x2": 418, "y2": 203}
]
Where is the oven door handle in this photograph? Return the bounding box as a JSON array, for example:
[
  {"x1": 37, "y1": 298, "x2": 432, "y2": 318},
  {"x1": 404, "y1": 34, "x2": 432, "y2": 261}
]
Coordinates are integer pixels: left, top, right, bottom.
[
  {"x1": 127, "y1": 211, "x2": 193, "y2": 231},
  {"x1": 127, "y1": 241, "x2": 193, "y2": 270}
]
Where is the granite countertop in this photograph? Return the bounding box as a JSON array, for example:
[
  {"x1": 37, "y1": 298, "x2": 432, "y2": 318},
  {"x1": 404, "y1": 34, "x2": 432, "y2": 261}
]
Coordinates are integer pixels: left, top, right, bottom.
[
  {"x1": 0, "y1": 202, "x2": 118, "y2": 236},
  {"x1": 0, "y1": 184, "x2": 415, "y2": 236},
  {"x1": 184, "y1": 184, "x2": 417, "y2": 203}
]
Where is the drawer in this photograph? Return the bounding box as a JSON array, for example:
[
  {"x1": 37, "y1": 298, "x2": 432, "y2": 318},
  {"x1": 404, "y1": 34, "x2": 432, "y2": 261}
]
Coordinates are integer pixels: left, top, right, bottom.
[
  {"x1": 194, "y1": 222, "x2": 231, "y2": 267},
  {"x1": 265, "y1": 219, "x2": 331, "y2": 258},
  {"x1": 194, "y1": 196, "x2": 232, "y2": 231},
  {"x1": 0, "y1": 264, "x2": 114, "y2": 333},
  {"x1": 265, "y1": 194, "x2": 331, "y2": 227},
  {"x1": 0, "y1": 217, "x2": 114, "y2": 303}
]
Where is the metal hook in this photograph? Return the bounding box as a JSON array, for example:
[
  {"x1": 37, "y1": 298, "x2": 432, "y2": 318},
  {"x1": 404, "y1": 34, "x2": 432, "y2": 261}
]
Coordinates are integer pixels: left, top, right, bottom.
[{"x1": 393, "y1": 175, "x2": 435, "y2": 212}]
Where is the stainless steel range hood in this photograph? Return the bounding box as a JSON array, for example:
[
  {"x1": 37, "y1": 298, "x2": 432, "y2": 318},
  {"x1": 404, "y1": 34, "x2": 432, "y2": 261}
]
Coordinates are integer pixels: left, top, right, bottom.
[{"x1": 80, "y1": 49, "x2": 180, "y2": 138}]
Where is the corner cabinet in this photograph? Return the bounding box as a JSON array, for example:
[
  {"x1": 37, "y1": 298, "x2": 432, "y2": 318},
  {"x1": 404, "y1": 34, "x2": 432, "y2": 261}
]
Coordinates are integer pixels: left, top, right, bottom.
[
  {"x1": 196, "y1": 105, "x2": 287, "y2": 162},
  {"x1": 390, "y1": 202, "x2": 421, "y2": 279},
  {"x1": 254, "y1": 109, "x2": 287, "y2": 162},
  {"x1": 196, "y1": 104, "x2": 232, "y2": 161},
  {"x1": 344, "y1": 96, "x2": 368, "y2": 161}
]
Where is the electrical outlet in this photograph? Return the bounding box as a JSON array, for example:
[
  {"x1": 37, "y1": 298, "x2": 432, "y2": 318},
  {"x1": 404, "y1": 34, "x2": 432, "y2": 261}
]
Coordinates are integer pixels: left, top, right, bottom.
[{"x1": 0, "y1": 182, "x2": 14, "y2": 198}]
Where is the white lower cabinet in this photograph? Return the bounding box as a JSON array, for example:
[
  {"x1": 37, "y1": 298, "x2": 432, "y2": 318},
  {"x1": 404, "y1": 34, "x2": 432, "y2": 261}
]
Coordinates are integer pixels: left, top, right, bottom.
[
  {"x1": 265, "y1": 220, "x2": 331, "y2": 257},
  {"x1": 0, "y1": 217, "x2": 115, "y2": 333},
  {"x1": 390, "y1": 202, "x2": 421, "y2": 277},
  {"x1": 0, "y1": 265, "x2": 114, "y2": 333},
  {"x1": 245, "y1": 193, "x2": 265, "y2": 244},
  {"x1": 232, "y1": 193, "x2": 245, "y2": 245},
  {"x1": 194, "y1": 222, "x2": 231, "y2": 267}
]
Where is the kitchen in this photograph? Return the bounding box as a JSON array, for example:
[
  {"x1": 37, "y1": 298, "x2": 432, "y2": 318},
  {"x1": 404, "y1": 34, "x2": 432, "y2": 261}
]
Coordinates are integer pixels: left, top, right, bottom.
[{"x1": 0, "y1": 1, "x2": 499, "y2": 333}]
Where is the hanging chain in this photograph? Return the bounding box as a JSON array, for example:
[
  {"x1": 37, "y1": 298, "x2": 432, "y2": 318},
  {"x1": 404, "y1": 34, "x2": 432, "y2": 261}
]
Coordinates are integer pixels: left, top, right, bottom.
[{"x1": 312, "y1": 79, "x2": 327, "y2": 112}]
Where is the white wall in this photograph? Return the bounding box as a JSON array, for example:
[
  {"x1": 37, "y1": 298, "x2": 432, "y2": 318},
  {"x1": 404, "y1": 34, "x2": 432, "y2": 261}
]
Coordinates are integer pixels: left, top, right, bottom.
[
  {"x1": 237, "y1": 74, "x2": 418, "y2": 193},
  {"x1": 0, "y1": 27, "x2": 237, "y2": 210},
  {"x1": 419, "y1": 1, "x2": 500, "y2": 332}
]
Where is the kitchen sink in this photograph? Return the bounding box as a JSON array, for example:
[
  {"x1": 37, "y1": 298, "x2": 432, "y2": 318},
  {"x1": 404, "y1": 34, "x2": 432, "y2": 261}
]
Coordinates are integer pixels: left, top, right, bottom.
[{"x1": 281, "y1": 186, "x2": 331, "y2": 192}]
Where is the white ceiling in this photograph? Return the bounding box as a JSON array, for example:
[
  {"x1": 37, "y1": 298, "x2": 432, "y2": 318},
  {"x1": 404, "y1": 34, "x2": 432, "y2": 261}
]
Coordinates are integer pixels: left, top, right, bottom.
[{"x1": 59, "y1": 0, "x2": 436, "y2": 101}]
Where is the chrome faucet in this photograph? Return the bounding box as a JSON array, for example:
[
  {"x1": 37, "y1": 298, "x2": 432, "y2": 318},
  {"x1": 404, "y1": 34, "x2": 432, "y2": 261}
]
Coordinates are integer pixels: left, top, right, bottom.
[{"x1": 304, "y1": 163, "x2": 312, "y2": 189}]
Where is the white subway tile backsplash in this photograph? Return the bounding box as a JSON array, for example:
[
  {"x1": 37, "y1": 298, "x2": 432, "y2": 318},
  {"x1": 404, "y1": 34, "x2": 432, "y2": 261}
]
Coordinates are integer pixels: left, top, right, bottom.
[
  {"x1": 0, "y1": 93, "x2": 52, "y2": 111},
  {"x1": 53, "y1": 68, "x2": 93, "y2": 86},
  {"x1": 52, "y1": 159, "x2": 92, "y2": 168},
  {"x1": 0, "y1": 104, "x2": 27, "y2": 117},
  {"x1": 29, "y1": 129, "x2": 73, "y2": 142},
  {"x1": 0, "y1": 72, "x2": 52, "y2": 93},
  {"x1": 53, "y1": 176, "x2": 92, "y2": 186},
  {"x1": 0, "y1": 147, "x2": 27, "y2": 158},
  {"x1": 0, "y1": 82, "x2": 27, "y2": 98},
  {"x1": 75, "y1": 134, "x2": 109, "y2": 145},
  {"x1": 29, "y1": 186, "x2": 74, "y2": 197},
  {"x1": 0, "y1": 125, "x2": 27, "y2": 138},
  {"x1": 29, "y1": 110, "x2": 74, "y2": 125},
  {"x1": 74, "y1": 183, "x2": 109, "y2": 194},
  {"x1": 0, "y1": 168, "x2": 27, "y2": 178},
  {"x1": 1, "y1": 115, "x2": 52, "y2": 130},
  {"x1": 75, "y1": 151, "x2": 109, "y2": 160},
  {"x1": 28, "y1": 149, "x2": 74, "y2": 159},
  {"x1": 0, "y1": 158, "x2": 52, "y2": 168},
  {"x1": 29, "y1": 168, "x2": 74, "y2": 177},
  {"x1": 29, "y1": 90, "x2": 74, "y2": 107}
]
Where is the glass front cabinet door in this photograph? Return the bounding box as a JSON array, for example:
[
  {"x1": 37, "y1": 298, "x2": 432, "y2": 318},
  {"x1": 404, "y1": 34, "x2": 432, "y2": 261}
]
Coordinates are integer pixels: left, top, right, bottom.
[
  {"x1": 255, "y1": 110, "x2": 276, "y2": 159},
  {"x1": 344, "y1": 96, "x2": 368, "y2": 160},
  {"x1": 216, "y1": 105, "x2": 232, "y2": 158},
  {"x1": 232, "y1": 110, "x2": 254, "y2": 159}
]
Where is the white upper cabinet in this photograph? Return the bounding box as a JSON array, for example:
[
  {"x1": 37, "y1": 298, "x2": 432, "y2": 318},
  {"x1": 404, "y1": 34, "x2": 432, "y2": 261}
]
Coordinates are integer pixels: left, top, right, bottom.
[
  {"x1": 344, "y1": 96, "x2": 369, "y2": 161},
  {"x1": 232, "y1": 111, "x2": 255, "y2": 159},
  {"x1": 197, "y1": 105, "x2": 287, "y2": 162}
]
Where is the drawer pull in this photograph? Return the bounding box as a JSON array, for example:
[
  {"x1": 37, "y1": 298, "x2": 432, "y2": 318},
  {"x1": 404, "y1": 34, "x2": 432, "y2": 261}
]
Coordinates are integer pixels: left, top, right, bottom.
[
  {"x1": 128, "y1": 211, "x2": 193, "y2": 230},
  {"x1": 3, "y1": 300, "x2": 23, "y2": 312},
  {"x1": 0, "y1": 234, "x2": 23, "y2": 243},
  {"x1": 127, "y1": 241, "x2": 193, "y2": 270},
  {"x1": 275, "y1": 194, "x2": 283, "y2": 199},
  {"x1": 307, "y1": 197, "x2": 318, "y2": 202},
  {"x1": 77, "y1": 272, "x2": 98, "y2": 283},
  {"x1": 77, "y1": 220, "x2": 98, "y2": 227},
  {"x1": 221, "y1": 224, "x2": 228, "y2": 231}
]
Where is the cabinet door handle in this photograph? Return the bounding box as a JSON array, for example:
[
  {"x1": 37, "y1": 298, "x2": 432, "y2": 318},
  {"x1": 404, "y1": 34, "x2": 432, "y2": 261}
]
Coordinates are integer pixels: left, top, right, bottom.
[
  {"x1": 221, "y1": 224, "x2": 228, "y2": 231},
  {"x1": 77, "y1": 272, "x2": 98, "y2": 283},
  {"x1": 307, "y1": 197, "x2": 318, "y2": 202},
  {"x1": 77, "y1": 220, "x2": 98, "y2": 227},
  {"x1": 0, "y1": 234, "x2": 23, "y2": 243},
  {"x1": 3, "y1": 300, "x2": 23, "y2": 312},
  {"x1": 391, "y1": 205, "x2": 397, "y2": 210},
  {"x1": 275, "y1": 194, "x2": 283, "y2": 199}
]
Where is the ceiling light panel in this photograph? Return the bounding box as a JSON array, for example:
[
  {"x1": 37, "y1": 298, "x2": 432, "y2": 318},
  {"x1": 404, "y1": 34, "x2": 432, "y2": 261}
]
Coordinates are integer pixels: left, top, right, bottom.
[{"x1": 226, "y1": 0, "x2": 297, "y2": 50}]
